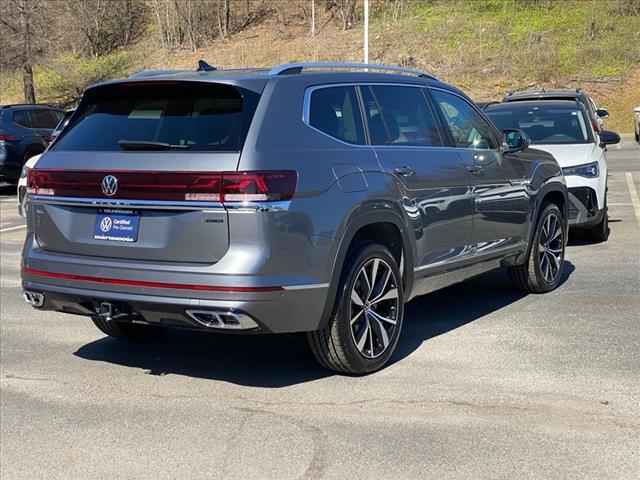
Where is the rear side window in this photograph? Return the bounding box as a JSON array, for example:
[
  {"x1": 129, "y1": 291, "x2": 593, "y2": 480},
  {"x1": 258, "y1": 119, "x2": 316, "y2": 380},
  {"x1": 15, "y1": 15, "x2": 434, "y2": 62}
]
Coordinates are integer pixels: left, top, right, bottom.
[
  {"x1": 54, "y1": 83, "x2": 260, "y2": 152},
  {"x1": 13, "y1": 110, "x2": 31, "y2": 128},
  {"x1": 361, "y1": 85, "x2": 442, "y2": 146},
  {"x1": 431, "y1": 89, "x2": 499, "y2": 150},
  {"x1": 30, "y1": 109, "x2": 63, "y2": 129},
  {"x1": 308, "y1": 86, "x2": 365, "y2": 144}
]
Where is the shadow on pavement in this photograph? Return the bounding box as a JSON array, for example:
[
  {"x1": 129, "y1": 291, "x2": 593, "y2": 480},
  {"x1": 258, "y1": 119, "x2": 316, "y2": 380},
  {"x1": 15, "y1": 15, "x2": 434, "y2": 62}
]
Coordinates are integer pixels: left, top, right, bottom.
[
  {"x1": 74, "y1": 263, "x2": 575, "y2": 387},
  {"x1": 392, "y1": 262, "x2": 573, "y2": 365}
]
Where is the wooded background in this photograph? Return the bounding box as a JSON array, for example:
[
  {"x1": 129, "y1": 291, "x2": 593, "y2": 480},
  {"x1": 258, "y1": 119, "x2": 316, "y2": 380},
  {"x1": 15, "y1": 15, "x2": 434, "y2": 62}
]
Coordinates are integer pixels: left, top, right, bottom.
[{"x1": 1, "y1": 0, "x2": 639, "y2": 131}]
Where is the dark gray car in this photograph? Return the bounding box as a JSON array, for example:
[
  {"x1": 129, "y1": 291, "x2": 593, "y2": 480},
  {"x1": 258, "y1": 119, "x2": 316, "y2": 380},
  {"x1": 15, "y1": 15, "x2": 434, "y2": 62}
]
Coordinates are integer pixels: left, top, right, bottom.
[
  {"x1": 22, "y1": 62, "x2": 568, "y2": 374},
  {"x1": 0, "y1": 104, "x2": 63, "y2": 184}
]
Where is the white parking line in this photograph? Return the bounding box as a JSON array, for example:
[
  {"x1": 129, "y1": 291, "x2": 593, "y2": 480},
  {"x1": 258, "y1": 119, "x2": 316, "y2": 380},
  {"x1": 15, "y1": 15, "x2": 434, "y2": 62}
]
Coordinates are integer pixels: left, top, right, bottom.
[
  {"x1": 625, "y1": 172, "x2": 640, "y2": 227},
  {"x1": 0, "y1": 225, "x2": 26, "y2": 233}
]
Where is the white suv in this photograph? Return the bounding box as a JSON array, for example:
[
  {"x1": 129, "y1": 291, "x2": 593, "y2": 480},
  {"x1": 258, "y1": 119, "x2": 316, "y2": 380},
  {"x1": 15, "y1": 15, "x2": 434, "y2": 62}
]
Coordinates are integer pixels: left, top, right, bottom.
[
  {"x1": 485, "y1": 99, "x2": 620, "y2": 242},
  {"x1": 634, "y1": 106, "x2": 640, "y2": 143}
]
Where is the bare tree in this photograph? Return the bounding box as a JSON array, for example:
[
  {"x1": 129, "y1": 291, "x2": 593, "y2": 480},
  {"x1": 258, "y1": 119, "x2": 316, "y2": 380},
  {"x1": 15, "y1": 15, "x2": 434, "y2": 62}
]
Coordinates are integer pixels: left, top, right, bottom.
[
  {"x1": 218, "y1": 0, "x2": 231, "y2": 39},
  {"x1": 150, "y1": 0, "x2": 238, "y2": 50},
  {"x1": 224, "y1": 0, "x2": 231, "y2": 36},
  {"x1": 325, "y1": 0, "x2": 358, "y2": 30},
  {"x1": 20, "y1": 0, "x2": 35, "y2": 102},
  {"x1": 0, "y1": 0, "x2": 42, "y2": 102},
  {"x1": 60, "y1": 0, "x2": 147, "y2": 57}
]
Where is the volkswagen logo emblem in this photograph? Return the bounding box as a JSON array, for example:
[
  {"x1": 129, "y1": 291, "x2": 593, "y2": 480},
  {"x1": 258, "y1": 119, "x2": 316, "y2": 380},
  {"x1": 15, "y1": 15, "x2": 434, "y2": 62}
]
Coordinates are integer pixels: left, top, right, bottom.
[
  {"x1": 101, "y1": 175, "x2": 118, "y2": 196},
  {"x1": 99, "y1": 216, "x2": 113, "y2": 233}
]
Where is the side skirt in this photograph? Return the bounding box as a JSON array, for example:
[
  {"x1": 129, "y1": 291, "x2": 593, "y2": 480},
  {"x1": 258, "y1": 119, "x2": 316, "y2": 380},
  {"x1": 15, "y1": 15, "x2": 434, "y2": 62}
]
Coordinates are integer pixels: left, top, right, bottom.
[{"x1": 408, "y1": 253, "x2": 520, "y2": 301}]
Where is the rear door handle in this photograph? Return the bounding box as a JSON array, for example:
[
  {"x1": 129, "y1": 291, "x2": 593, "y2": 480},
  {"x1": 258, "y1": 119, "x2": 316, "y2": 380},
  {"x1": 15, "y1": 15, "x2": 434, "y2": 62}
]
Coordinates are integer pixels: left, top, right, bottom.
[
  {"x1": 394, "y1": 166, "x2": 416, "y2": 177},
  {"x1": 466, "y1": 165, "x2": 483, "y2": 175}
]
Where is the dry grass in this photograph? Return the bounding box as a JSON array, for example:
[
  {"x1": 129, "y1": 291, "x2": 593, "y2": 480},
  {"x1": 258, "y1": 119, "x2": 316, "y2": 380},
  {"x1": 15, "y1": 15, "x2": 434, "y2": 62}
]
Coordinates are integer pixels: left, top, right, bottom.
[
  {"x1": 584, "y1": 70, "x2": 640, "y2": 133},
  {"x1": 140, "y1": 4, "x2": 640, "y2": 133}
]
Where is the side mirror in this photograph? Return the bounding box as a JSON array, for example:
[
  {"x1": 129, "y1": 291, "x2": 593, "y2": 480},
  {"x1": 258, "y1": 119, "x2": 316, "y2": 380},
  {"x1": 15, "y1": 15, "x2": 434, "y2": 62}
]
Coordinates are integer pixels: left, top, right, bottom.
[
  {"x1": 502, "y1": 129, "x2": 529, "y2": 153},
  {"x1": 599, "y1": 130, "x2": 620, "y2": 148},
  {"x1": 596, "y1": 108, "x2": 609, "y2": 118},
  {"x1": 634, "y1": 106, "x2": 640, "y2": 114}
]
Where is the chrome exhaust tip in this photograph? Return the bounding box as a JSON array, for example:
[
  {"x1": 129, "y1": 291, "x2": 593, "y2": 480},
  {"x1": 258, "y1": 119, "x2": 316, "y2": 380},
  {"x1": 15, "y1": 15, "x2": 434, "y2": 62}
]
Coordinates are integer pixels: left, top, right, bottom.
[
  {"x1": 185, "y1": 309, "x2": 259, "y2": 330},
  {"x1": 23, "y1": 291, "x2": 45, "y2": 308}
]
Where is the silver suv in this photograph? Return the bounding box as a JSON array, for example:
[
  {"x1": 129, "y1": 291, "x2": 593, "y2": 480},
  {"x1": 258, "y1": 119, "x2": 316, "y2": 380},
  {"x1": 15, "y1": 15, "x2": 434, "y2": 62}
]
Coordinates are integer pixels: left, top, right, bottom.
[{"x1": 22, "y1": 62, "x2": 568, "y2": 374}]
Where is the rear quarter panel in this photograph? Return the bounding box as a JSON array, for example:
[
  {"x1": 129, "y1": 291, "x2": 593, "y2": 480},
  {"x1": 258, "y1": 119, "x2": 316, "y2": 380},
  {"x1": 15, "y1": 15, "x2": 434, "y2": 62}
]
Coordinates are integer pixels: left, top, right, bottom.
[{"x1": 239, "y1": 76, "x2": 416, "y2": 324}]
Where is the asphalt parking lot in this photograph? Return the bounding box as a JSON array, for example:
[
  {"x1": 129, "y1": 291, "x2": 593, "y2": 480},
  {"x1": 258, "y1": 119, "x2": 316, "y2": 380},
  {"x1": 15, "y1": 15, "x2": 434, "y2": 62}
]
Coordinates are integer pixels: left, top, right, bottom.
[{"x1": 1, "y1": 139, "x2": 639, "y2": 479}]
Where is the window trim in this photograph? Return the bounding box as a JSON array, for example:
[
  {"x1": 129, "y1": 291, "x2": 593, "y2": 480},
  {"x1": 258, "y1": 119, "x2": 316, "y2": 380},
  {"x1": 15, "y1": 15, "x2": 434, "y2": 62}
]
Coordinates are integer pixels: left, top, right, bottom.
[
  {"x1": 12, "y1": 108, "x2": 64, "y2": 130},
  {"x1": 302, "y1": 82, "x2": 448, "y2": 149},
  {"x1": 302, "y1": 83, "x2": 369, "y2": 147},
  {"x1": 12, "y1": 110, "x2": 32, "y2": 129},
  {"x1": 28, "y1": 108, "x2": 64, "y2": 130},
  {"x1": 428, "y1": 86, "x2": 502, "y2": 151},
  {"x1": 359, "y1": 84, "x2": 445, "y2": 148}
]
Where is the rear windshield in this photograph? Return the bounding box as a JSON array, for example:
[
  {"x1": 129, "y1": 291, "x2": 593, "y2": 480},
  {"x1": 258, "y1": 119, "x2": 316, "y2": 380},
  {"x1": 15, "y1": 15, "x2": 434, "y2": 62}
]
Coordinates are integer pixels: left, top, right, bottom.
[
  {"x1": 53, "y1": 82, "x2": 260, "y2": 152},
  {"x1": 486, "y1": 105, "x2": 592, "y2": 145}
]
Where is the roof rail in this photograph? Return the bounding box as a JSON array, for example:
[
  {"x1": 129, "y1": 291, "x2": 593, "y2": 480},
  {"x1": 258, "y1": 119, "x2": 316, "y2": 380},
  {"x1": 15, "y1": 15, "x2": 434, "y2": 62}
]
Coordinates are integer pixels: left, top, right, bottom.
[
  {"x1": 128, "y1": 69, "x2": 184, "y2": 79},
  {"x1": 269, "y1": 62, "x2": 438, "y2": 80},
  {"x1": 1, "y1": 103, "x2": 56, "y2": 109}
]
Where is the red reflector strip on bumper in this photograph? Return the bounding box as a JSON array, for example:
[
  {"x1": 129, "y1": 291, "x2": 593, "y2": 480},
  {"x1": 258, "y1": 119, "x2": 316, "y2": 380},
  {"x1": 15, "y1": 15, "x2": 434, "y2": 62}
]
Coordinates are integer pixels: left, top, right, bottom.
[{"x1": 22, "y1": 267, "x2": 283, "y2": 293}]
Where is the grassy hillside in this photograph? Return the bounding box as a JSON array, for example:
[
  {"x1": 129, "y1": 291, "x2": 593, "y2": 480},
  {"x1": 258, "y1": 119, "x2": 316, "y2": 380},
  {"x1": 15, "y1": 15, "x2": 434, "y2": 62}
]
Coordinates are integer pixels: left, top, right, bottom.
[{"x1": 2, "y1": 0, "x2": 639, "y2": 131}]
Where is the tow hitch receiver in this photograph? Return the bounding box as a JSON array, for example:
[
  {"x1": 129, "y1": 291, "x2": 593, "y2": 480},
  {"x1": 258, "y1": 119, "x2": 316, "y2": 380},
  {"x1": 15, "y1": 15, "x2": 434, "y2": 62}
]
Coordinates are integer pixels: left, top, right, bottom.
[{"x1": 95, "y1": 302, "x2": 128, "y2": 322}]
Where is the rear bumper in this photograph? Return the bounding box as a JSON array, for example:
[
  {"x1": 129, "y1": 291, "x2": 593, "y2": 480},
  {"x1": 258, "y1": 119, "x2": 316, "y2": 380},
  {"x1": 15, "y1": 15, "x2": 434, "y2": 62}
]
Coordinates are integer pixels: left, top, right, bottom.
[
  {"x1": 21, "y1": 186, "x2": 344, "y2": 334},
  {"x1": 22, "y1": 278, "x2": 329, "y2": 334}
]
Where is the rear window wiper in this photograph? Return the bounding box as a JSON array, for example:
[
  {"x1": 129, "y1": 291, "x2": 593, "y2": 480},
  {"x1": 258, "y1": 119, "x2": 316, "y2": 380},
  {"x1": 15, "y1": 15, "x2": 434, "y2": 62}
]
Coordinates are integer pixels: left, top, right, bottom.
[{"x1": 118, "y1": 140, "x2": 191, "y2": 151}]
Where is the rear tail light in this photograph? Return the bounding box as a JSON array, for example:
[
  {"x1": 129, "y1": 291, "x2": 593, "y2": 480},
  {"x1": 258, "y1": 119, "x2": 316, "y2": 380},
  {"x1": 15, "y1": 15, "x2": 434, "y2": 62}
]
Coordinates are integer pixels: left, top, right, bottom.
[
  {"x1": 222, "y1": 171, "x2": 296, "y2": 202},
  {"x1": 0, "y1": 133, "x2": 17, "y2": 142},
  {"x1": 27, "y1": 170, "x2": 297, "y2": 203}
]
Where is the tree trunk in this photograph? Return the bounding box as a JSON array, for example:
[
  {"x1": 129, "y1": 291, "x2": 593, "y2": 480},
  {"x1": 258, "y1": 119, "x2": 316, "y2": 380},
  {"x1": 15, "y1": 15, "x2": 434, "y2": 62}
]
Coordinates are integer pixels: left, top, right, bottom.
[
  {"x1": 151, "y1": 0, "x2": 167, "y2": 49},
  {"x1": 22, "y1": 63, "x2": 36, "y2": 104},
  {"x1": 217, "y1": 0, "x2": 226, "y2": 39},
  {"x1": 20, "y1": 0, "x2": 36, "y2": 103},
  {"x1": 224, "y1": 0, "x2": 230, "y2": 36}
]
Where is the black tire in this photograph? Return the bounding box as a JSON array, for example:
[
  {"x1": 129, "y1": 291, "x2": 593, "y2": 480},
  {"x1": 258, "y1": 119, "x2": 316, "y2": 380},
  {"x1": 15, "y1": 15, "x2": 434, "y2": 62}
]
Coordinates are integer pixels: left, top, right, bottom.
[
  {"x1": 509, "y1": 203, "x2": 566, "y2": 294},
  {"x1": 91, "y1": 316, "x2": 160, "y2": 340},
  {"x1": 587, "y1": 206, "x2": 609, "y2": 243},
  {"x1": 307, "y1": 244, "x2": 404, "y2": 374}
]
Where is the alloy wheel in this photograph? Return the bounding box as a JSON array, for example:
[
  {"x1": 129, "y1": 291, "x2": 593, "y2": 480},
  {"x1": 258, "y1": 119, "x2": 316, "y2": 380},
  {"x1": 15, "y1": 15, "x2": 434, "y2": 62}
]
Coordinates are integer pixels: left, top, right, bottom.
[
  {"x1": 349, "y1": 258, "x2": 400, "y2": 359},
  {"x1": 538, "y1": 212, "x2": 564, "y2": 283}
]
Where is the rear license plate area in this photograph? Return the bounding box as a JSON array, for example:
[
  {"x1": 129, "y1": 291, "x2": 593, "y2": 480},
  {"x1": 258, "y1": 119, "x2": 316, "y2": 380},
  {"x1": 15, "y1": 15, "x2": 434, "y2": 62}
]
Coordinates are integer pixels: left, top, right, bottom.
[{"x1": 94, "y1": 209, "x2": 140, "y2": 243}]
